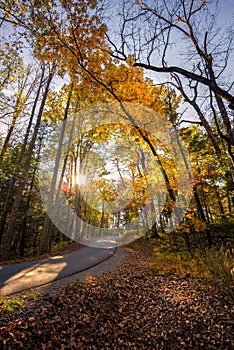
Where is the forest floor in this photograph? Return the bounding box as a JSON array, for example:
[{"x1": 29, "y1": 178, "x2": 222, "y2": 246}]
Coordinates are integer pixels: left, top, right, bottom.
[{"x1": 0, "y1": 240, "x2": 233, "y2": 349}]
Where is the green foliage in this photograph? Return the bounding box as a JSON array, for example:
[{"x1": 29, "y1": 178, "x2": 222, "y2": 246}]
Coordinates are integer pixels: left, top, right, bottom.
[
  {"x1": 25, "y1": 293, "x2": 39, "y2": 301},
  {"x1": 0, "y1": 297, "x2": 25, "y2": 313},
  {"x1": 50, "y1": 240, "x2": 70, "y2": 255}
]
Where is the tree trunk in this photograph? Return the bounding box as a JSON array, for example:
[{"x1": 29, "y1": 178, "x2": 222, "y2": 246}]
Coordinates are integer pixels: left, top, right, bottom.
[
  {"x1": 0, "y1": 64, "x2": 55, "y2": 260},
  {"x1": 150, "y1": 201, "x2": 161, "y2": 238},
  {"x1": 0, "y1": 66, "x2": 45, "y2": 243},
  {"x1": 19, "y1": 137, "x2": 43, "y2": 257},
  {"x1": 193, "y1": 185, "x2": 212, "y2": 246},
  {"x1": 39, "y1": 84, "x2": 73, "y2": 254}
]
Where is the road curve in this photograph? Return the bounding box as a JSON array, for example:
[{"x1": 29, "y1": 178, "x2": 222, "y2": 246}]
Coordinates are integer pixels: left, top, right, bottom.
[{"x1": 0, "y1": 246, "x2": 116, "y2": 296}]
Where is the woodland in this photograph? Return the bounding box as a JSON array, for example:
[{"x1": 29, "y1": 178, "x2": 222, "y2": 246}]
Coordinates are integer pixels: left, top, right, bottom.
[{"x1": 0, "y1": 0, "x2": 233, "y2": 348}]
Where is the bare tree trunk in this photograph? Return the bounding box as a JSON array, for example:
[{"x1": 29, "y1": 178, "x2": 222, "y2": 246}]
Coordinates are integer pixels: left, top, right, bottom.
[{"x1": 172, "y1": 74, "x2": 222, "y2": 158}]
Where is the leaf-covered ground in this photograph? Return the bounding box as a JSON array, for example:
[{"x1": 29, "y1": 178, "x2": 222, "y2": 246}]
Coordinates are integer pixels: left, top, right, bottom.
[{"x1": 0, "y1": 248, "x2": 233, "y2": 349}]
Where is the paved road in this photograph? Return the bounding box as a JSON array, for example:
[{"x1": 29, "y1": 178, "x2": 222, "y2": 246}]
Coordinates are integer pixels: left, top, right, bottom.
[{"x1": 0, "y1": 246, "x2": 116, "y2": 296}]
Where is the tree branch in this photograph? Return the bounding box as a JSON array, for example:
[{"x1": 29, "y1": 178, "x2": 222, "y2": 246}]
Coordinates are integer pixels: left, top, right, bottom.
[{"x1": 134, "y1": 62, "x2": 234, "y2": 109}]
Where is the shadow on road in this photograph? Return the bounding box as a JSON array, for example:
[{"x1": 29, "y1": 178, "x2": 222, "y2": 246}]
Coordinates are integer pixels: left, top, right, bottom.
[{"x1": 0, "y1": 247, "x2": 116, "y2": 296}]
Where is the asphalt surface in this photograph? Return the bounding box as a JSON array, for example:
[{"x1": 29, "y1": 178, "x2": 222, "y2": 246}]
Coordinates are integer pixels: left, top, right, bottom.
[{"x1": 0, "y1": 246, "x2": 116, "y2": 296}]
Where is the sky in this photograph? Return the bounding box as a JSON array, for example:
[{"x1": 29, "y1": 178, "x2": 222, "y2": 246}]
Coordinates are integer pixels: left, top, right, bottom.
[{"x1": 218, "y1": 0, "x2": 234, "y2": 23}]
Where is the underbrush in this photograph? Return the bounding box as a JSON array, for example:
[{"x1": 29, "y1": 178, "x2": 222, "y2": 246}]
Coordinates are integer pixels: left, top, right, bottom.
[{"x1": 128, "y1": 225, "x2": 234, "y2": 294}]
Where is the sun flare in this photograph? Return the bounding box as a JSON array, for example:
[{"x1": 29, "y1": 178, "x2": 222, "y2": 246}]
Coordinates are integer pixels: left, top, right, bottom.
[{"x1": 73, "y1": 174, "x2": 87, "y2": 186}]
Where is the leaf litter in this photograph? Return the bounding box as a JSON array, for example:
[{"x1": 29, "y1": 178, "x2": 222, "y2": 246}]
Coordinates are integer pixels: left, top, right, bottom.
[{"x1": 0, "y1": 247, "x2": 233, "y2": 349}]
